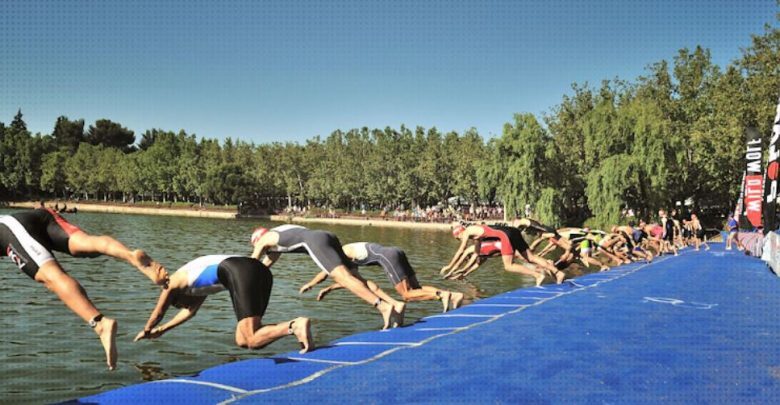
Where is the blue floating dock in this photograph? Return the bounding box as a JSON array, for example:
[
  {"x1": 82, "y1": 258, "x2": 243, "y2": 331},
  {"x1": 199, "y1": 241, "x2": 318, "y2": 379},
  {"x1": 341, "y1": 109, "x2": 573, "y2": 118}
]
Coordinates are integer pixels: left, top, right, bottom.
[{"x1": 73, "y1": 244, "x2": 780, "y2": 403}]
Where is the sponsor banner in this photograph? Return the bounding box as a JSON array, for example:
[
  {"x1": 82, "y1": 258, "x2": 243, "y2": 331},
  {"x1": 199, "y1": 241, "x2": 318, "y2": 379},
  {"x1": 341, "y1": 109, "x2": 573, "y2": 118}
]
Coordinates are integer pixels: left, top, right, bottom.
[
  {"x1": 764, "y1": 97, "x2": 780, "y2": 234},
  {"x1": 762, "y1": 232, "x2": 780, "y2": 276},
  {"x1": 744, "y1": 174, "x2": 763, "y2": 228},
  {"x1": 743, "y1": 127, "x2": 763, "y2": 229}
]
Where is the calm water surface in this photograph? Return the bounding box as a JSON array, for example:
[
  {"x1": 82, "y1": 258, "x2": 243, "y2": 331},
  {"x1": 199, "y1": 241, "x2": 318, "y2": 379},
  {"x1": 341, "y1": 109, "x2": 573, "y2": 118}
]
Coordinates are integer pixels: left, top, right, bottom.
[{"x1": 0, "y1": 209, "x2": 586, "y2": 403}]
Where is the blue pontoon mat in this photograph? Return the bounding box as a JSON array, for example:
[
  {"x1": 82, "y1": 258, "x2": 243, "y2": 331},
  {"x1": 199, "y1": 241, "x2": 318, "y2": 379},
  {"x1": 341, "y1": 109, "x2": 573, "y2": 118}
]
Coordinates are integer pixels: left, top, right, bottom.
[{"x1": 75, "y1": 245, "x2": 780, "y2": 403}]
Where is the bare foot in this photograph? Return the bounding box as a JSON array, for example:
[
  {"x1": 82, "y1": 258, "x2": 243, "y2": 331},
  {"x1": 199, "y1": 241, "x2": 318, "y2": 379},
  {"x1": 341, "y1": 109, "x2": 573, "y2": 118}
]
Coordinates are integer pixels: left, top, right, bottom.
[
  {"x1": 450, "y1": 292, "x2": 464, "y2": 310},
  {"x1": 94, "y1": 317, "x2": 118, "y2": 371},
  {"x1": 555, "y1": 270, "x2": 566, "y2": 284},
  {"x1": 291, "y1": 317, "x2": 314, "y2": 354},
  {"x1": 440, "y1": 291, "x2": 452, "y2": 312},
  {"x1": 534, "y1": 272, "x2": 547, "y2": 286},
  {"x1": 378, "y1": 301, "x2": 394, "y2": 330},
  {"x1": 599, "y1": 266, "x2": 609, "y2": 272},
  {"x1": 132, "y1": 250, "x2": 168, "y2": 285},
  {"x1": 393, "y1": 302, "x2": 406, "y2": 327}
]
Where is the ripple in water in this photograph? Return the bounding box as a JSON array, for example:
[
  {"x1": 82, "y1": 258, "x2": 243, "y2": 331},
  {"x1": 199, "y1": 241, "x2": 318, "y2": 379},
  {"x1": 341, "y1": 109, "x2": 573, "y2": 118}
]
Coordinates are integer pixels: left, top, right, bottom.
[{"x1": 0, "y1": 208, "x2": 588, "y2": 402}]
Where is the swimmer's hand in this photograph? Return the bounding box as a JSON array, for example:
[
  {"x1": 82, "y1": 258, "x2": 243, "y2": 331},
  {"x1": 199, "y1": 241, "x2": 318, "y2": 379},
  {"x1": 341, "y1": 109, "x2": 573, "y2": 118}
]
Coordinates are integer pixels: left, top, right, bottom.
[
  {"x1": 133, "y1": 328, "x2": 163, "y2": 342},
  {"x1": 316, "y1": 288, "x2": 331, "y2": 301}
]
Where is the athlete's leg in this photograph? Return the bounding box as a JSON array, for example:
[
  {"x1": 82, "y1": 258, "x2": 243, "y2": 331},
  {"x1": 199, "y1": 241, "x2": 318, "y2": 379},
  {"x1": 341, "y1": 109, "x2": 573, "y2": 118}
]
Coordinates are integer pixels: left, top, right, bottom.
[
  {"x1": 501, "y1": 254, "x2": 547, "y2": 286},
  {"x1": 235, "y1": 316, "x2": 313, "y2": 354},
  {"x1": 330, "y1": 266, "x2": 398, "y2": 329},
  {"x1": 365, "y1": 279, "x2": 405, "y2": 324},
  {"x1": 68, "y1": 231, "x2": 167, "y2": 285},
  {"x1": 580, "y1": 252, "x2": 609, "y2": 271},
  {"x1": 525, "y1": 250, "x2": 566, "y2": 283},
  {"x1": 34, "y1": 261, "x2": 117, "y2": 370},
  {"x1": 596, "y1": 248, "x2": 623, "y2": 266}
]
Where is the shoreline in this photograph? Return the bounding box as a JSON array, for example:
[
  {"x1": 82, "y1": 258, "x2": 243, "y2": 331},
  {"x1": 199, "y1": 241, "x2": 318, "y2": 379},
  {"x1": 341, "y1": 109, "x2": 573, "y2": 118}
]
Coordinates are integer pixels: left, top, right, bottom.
[
  {"x1": 4, "y1": 202, "x2": 490, "y2": 230},
  {"x1": 266, "y1": 215, "x2": 488, "y2": 231},
  {"x1": 6, "y1": 201, "x2": 238, "y2": 219}
]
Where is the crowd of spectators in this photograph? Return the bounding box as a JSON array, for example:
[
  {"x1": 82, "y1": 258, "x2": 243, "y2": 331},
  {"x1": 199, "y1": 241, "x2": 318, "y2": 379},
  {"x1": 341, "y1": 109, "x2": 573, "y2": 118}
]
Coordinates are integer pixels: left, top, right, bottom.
[{"x1": 279, "y1": 203, "x2": 504, "y2": 223}]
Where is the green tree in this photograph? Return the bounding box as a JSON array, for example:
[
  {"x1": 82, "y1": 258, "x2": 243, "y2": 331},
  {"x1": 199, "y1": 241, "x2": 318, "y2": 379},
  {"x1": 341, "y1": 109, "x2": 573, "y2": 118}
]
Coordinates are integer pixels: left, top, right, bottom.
[
  {"x1": 51, "y1": 116, "x2": 84, "y2": 153},
  {"x1": 489, "y1": 113, "x2": 552, "y2": 220},
  {"x1": 40, "y1": 149, "x2": 70, "y2": 198},
  {"x1": 85, "y1": 119, "x2": 136, "y2": 152}
]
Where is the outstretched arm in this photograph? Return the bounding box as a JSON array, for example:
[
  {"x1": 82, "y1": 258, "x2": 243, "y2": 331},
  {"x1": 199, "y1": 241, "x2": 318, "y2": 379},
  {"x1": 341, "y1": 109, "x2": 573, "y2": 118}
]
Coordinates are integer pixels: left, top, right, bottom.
[
  {"x1": 316, "y1": 283, "x2": 345, "y2": 301},
  {"x1": 300, "y1": 271, "x2": 329, "y2": 294},
  {"x1": 442, "y1": 235, "x2": 473, "y2": 270},
  {"x1": 139, "y1": 287, "x2": 174, "y2": 336},
  {"x1": 442, "y1": 244, "x2": 477, "y2": 274},
  {"x1": 134, "y1": 292, "x2": 205, "y2": 341},
  {"x1": 150, "y1": 299, "x2": 205, "y2": 336}
]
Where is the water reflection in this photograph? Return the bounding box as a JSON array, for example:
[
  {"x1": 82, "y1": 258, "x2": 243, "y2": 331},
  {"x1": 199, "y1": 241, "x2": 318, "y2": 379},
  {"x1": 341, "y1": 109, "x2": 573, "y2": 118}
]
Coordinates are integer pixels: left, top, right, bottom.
[{"x1": 134, "y1": 362, "x2": 170, "y2": 381}]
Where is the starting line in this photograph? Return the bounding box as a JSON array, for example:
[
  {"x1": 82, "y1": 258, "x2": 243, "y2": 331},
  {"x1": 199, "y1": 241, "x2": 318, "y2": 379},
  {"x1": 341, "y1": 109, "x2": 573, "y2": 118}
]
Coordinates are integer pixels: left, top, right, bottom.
[{"x1": 70, "y1": 244, "x2": 780, "y2": 404}]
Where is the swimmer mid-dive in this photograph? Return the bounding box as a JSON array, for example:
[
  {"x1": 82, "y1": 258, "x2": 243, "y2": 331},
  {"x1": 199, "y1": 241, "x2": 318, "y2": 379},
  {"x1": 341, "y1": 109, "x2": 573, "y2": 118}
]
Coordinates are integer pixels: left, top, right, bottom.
[
  {"x1": 611, "y1": 224, "x2": 653, "y2": 262},
  {"x1": 0, "y1": 207, "x2": 169, "y2": 370},
  {"x1": 134, "y1": 255, "x2": 313, "y2": 353},
  {"x1": 442, "y1": 221, "x2": 564, "y2": 285},
  {"x1": 524, "y1": 225, "x2": 614, "y2": 271},
  {"x1": 301, "y1": 242, "x2": 464, "y2": 312},
  {"x1": 250, "y1": 224, "x2": 403, "y2": 329}
]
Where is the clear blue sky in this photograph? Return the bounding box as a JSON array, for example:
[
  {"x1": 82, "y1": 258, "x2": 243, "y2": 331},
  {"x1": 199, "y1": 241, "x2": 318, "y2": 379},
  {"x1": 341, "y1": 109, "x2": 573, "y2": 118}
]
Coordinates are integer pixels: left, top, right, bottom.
[{"x1": 1, "y1": 0, "x2": 776, "y2": 142}]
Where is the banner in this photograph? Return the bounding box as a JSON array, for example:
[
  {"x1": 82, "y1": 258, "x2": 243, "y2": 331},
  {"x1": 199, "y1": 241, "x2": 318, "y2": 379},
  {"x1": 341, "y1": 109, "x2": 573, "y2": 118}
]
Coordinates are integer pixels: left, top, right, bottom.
[
  {"x1": 743, "y1": 127, "x2": 763, "y2": 229},
  {"x1": 764, "y1": 97, "x2": 780, "y2": 234}
]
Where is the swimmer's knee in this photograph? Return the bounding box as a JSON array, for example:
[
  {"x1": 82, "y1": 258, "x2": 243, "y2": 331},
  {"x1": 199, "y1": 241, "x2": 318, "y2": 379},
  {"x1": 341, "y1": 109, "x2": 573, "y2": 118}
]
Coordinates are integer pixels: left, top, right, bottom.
[
  {"x1": 235, "y1": 336, "x2": 248, "y2": 348},
  {"x1": 234, "y1": 329, "x2": 249, "y2": 348}
]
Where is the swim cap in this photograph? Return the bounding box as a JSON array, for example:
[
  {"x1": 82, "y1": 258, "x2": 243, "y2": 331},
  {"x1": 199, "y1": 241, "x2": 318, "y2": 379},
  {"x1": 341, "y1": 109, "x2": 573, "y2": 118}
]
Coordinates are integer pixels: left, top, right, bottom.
[
  {"x1": 250, "y1": 227, "x2": 268, "y2": 245},
  {"x1": 452, "y1": 225, "x2": 466, "y2": 238}
]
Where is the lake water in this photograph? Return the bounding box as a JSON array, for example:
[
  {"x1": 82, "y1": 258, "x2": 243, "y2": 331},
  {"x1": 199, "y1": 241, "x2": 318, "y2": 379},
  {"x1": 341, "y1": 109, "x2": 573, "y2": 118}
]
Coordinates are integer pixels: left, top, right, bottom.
[{"x1": 0, "y1": 209, "x2": 587, "y2": 403}]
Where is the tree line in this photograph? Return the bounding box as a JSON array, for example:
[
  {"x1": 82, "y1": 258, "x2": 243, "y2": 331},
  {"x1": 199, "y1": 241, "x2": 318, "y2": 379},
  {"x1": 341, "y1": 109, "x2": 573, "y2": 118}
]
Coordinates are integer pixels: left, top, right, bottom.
[{"x1": 1, "y1": 24, "x2": 778, "y2": 228}]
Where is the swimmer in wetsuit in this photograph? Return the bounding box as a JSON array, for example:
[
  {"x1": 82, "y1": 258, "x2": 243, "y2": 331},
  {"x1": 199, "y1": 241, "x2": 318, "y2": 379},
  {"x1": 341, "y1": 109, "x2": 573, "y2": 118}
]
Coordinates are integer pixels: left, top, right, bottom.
[
  {"x1": 0, "y1": 208, "x2": 168, "y2": 370},
  {"x1": 134, "y1": 255, "x2": 313, "y2": 353},
  {"x1": 301, "y1": 242, "x2": 465, "y2": 312},
  {"x1": 250, "y1": 225, "x2": 403, "y2": 329},
  {"x1": 442, "y1": 222, "x2": 564, "y2": 285},
  {"x1": 441, "y1": 239, "x2": 503, "y2": 280}
]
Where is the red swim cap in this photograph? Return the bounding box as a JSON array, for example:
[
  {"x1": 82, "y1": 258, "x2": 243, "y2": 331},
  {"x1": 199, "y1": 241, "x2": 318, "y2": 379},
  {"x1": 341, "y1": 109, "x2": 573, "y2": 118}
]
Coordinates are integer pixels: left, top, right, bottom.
[{"x1": 250, "y1": 227, "x2": 268, "y2": 245}]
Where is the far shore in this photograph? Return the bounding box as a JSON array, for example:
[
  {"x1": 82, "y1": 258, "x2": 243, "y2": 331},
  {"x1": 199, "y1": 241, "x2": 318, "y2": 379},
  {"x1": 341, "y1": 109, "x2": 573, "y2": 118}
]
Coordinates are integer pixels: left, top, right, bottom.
[
  {"x1": 6, "y1": 201, "x2": 238, "y2": 219},
  {"x1": 4, "y1": 201, "x2": 491, "y2": 231},
  {"x1": 266, "y1": 214, "x2": 498, "y2": 231}
]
